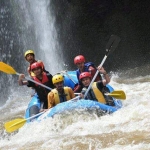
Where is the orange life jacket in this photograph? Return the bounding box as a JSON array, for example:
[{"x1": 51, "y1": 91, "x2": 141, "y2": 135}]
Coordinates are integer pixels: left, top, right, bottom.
[{"x1": 32, "y1": 72, "x2": 49, "y2": 86}]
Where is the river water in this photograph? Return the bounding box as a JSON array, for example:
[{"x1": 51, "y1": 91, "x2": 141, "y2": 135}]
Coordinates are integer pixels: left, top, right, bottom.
[
  {"x1": 0, "y1": 73, "x2": 150, "y2": 150},
  {"x1": 0, "y1": 0, "x2": 150, "y2": 149}
]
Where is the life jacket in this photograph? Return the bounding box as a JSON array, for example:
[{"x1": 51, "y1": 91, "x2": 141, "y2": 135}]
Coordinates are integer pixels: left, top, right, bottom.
[
  {"x1": 32, "y1": 72, "x2": 49, "y2": 86},
  {"x1": 29, "y1": 60, "x2": 44, "y2": 77},
  {"x1": 92, "y1": 82, "x2": 106, "y2": 104},
  {"x1": 76, "y1": 62, "x2": 101, "y2": 80},
  {"x1": 51, "y1": 87, "x2": 71, "y2": 105}
]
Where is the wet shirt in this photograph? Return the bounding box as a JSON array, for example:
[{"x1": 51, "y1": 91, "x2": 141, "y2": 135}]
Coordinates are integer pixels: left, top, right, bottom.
[{"x1": 27, "y1": 73, "x2": 54, "y2": 108}]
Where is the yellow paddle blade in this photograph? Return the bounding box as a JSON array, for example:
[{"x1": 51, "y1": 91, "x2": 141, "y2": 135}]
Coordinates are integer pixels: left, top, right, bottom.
[
  {"x1": 4, "y1": 118, "x2": 26, "y2": 133},
  {"x1": 108, "y1": 90, "x2": 126, "y2": 100},
  {"x1": 0, "y1": 62, "x2": 17, "y2": 74}
]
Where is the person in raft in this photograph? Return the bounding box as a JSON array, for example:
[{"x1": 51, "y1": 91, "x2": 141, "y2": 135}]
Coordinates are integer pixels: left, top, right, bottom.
[
  {"x1": 79, "y1": 67, "x2": 115, "y2": 106},
  {"x1": 73, "y1": 55, "x2": 110, "y2": 92},
  {"x1": 47, "y1": 74, "x2": 75, "y2": 109},
  {"x1": 24, "y1": 49, "x2": 48, "y2": 77},
  {"x1": 18, "y1": 62, "x2": 54, "y2": 112}
]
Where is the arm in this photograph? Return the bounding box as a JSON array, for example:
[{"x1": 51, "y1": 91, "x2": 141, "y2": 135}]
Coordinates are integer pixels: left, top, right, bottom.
[
  {"x1": 80, "y1": 87, "x2": 87, "y2": 99},
  {"x1": 73, "y1": 84, "x2": 82, "y2": 93},
  {"x1": 97, "y1": 66, "x2": 110, "y2": 85},
  {"x1": 74, "y1": 86, "x2": 87, "y2": 99},
  {"x1": 18, "y1": 74, "x2": 28, "y2": 86}
]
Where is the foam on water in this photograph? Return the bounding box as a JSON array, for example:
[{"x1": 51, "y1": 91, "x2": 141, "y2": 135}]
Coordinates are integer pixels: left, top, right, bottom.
[
  {"x1": 0, "y1": 74, "x2": 150, "y2": 150},
  {"x1": 0, "y1": 0, "x2": 150, "y2": 149}
]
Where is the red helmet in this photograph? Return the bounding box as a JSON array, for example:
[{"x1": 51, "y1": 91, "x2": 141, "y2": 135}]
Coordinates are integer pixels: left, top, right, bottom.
[
  {"x1": 31, "y1": 62, "x2": 42, "y2": 71},
  {"x1": 79, "y1": 72, "x2": 91, "y2": 80},
  {"x1": 74, "y1": 55, "x2": 85, "y2": 64}
]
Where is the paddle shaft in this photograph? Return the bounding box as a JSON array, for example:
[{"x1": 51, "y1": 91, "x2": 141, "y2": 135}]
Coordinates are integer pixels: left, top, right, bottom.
[
  {"x1": 62, "y1": 71, "x2": 77, "y2": 84},
  {"x1": 83, "y1": 35, "x2": 120, "y2": 99},
  {"x1": 16, "y1": 72, "x2": 52, "y2": 90},
  {"x1": 10, "y1": 111, "x2": 45, "y2": 128},
  {"x1": 84, "y1": 55, "x2": 107, "y2": 98},
  {"x1": 5, "y1": 95, "x2": 80, "y2": 133},
  {"x1": 25, "y1": 111, "x2": 45, "y2": 122},
  {"x1": 71, "y1": 95, "x2": 80, "y2": 101},
  {"x1": 76, "y1": 90, "x2": 126, "y2": 100}
]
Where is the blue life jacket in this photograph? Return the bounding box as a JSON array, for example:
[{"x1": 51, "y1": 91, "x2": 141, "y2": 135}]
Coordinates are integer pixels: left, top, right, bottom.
[{"x1": 76, "y1": 62, "x2": 97, "y2": 80}]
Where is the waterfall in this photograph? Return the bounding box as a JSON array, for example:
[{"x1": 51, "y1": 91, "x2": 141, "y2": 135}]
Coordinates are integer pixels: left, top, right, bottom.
[
  {"x1": 0, "y1": 0, "x2": 63, "y2": 105},
  {"x1": 11, "y1": 0, "x2": 64, "y2": 73}
]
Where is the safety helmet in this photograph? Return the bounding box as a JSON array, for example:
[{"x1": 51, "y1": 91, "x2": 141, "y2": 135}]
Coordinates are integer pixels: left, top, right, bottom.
[
  {"x1": 79, "y1": 72, "x2": 91, "y2": 80},
  {"x1": 74, "y1": 55, "x2": 85, "y2": 64},
  {"x1": 31, "y1": 62, "x2": 42, "y2": 71},
  {"x1": 52, "y1": 74, "x2": 64, "y2": 84},
  {"x1": 24, "y1": 50, "x2": 35, "y2": 58}
]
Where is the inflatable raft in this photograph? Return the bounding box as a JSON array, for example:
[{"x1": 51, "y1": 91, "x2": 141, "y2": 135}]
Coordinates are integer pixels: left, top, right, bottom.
[{"x1": 24, "y1": 71, "x2": 122, "y2": 122}]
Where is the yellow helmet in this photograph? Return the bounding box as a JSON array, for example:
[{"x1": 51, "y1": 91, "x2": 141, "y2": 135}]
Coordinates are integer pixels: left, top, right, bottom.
[
  {"x1": 24, "y1": 50, "x2": 35, "y2": 58},
  {"x1": 52, "y1": 74, "x2": 64, "y2": 84}
]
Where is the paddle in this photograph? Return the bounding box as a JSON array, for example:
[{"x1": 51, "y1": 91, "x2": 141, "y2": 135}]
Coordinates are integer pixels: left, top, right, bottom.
[
  {"x1": 4, "y1": 89, "x2": 125, "y2": 133},
  {"x1": 0, "y1": 62, "x2": 52, "y2": 90},
  {"x1": 84, "y1": 35, "x2": 121, "y2": 99},
  {"x1": 105, "y1": 90, "x2": 126, "y2": 100},
  {"x1": 4, "y1": 111, "x2": 45, "y2": 133},
  {"x1": 76, "y1": 90, "x2": 126, "y2": 100},
  {"x1": 4, "y1": 95, "x2": 81, "y2": 133},
  {"x1": 61, "y1": 70, "x2": 77, "y2": 84}
]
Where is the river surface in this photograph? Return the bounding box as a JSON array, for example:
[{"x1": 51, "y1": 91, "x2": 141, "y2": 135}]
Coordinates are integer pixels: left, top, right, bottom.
[
  {"x1": 0, "y1": 0, "x2": 150, "y2": 149},
  {"x1": 0, "y1": 73, "x2": 150, "y2": 150}
]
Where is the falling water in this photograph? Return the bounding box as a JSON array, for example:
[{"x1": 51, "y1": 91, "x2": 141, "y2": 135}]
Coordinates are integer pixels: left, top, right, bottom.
[
  {"x1": 11, "y1": 0, "x2": 64, "y2": 73},
  {"x1": 0, "y1": 0, "x2": 64, "y2": 105},
  {"x1": 0, "y1": 1, "x2": 150, "y2": 150}
]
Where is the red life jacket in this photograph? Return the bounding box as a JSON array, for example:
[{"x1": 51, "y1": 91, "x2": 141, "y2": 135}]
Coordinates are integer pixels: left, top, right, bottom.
[{"x1": 32, "y1": 72, "x2": 49, "y2": 86}]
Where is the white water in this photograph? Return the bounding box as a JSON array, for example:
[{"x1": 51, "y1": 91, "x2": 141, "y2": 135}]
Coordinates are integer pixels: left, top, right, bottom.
[
  {"x1": 1, "y1": 1, "x2": 150, "y2": 149},
  {"x1": 26, "y1": 0, "x2": 64, "y2": 73},
  {"x1": 0, "y1": 74, "x2": 150, "y2": 150},
  {"x1": 14, "y1": 0, "x2": 64, "y2": 74}
]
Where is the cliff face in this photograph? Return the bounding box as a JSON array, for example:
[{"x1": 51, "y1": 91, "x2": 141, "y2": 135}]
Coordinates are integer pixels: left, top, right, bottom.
[
  {"x1": 50, "y1": 0, "x2": 150, "y2": 71},
  {"x1": 0, "y1": 0, "x2": 149, "y2": 71}
]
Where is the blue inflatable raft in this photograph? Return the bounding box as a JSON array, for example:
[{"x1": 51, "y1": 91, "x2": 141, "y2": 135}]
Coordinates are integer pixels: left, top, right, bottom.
[{"x1": 25, "y1": 71, "x2": 122, "y2": 122}]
